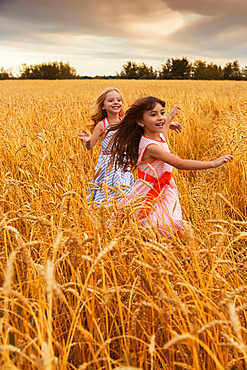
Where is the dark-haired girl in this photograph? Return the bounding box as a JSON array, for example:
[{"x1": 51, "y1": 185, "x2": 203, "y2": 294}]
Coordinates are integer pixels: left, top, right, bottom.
[{"x1": 110, "y1": 96, "x2": 233, "y2": 238}]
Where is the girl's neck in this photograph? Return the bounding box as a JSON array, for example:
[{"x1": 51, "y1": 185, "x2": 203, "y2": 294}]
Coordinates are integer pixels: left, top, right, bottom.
[
  {"x1": 143, "y1": 131, "x2": 162, "y2": 141},
  {"x1": 106, "y1": 112, "x2": 121, "y2": 126}
]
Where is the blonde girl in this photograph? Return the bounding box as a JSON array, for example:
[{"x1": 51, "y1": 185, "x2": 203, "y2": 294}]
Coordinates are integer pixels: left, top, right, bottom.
[{"x1": 78, "y1": 87, "x2": 134, "y2": 204}]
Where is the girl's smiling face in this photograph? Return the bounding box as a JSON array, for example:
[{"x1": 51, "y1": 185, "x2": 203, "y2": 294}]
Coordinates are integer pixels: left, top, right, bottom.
[
  {"x1": 138, "y1": 102, "x2": 166, "y2": 139},
  {"x1": 103, "y1": 90, "x2": 123, "y2": 114}
]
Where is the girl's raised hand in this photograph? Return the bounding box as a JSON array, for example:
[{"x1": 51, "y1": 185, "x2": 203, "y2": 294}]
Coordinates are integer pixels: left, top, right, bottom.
[
  {"x1": 77, "y1": 130, "x2": 91, "y2": 143},
  {"x1": 170, "y1": 121, "x2": 182, "y2": 133},
  {"x1": 213, "y1": 154, "x2": 234, "y2": 168},
  {"x1": 167, "y1": 105, "x2": 180, "y2": 121}
]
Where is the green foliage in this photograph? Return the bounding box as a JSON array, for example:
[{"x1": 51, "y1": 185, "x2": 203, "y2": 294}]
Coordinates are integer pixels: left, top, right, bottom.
[
  {"x1": 222, "y1": 61, "x2": 242, "y2": 80},
  {"x1": 19, "y1": 61, "x2": 77, "y2": 80},
  {"x1": 192, "y1": 60, "x2": 223, "y2": 80},
  {"x1": 117, "y1": 61, "x2": 157, "y2": 79},
  {"x1": 0, "y1": 67, "x2": 13, "y2": 80},
  {"x1": 1, "y1": 57, "x2": 247, "y2": 80},
  {"x1": 160, "y1": 57, "x2": 191, "y2": 79},
  {"x1": 119, "y1": 58, "x2": 247, "y2": 80}
]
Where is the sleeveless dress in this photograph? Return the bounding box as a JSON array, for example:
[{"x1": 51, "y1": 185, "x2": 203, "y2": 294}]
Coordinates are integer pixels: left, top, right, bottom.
[
  {"x1": 87, "y1": 117, "x2": 134, "y2": 204},
  {"x1": 118, "y1": 134, "x2": 183, "y2": 236}
]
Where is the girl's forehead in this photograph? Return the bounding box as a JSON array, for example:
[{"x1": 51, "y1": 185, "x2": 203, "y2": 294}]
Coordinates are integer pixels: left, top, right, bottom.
[
  {"x1": 105, "y1": 90, "x2": 121, "y2": 99},
  {"x1": 146, "y1": 102, "x2": 164, "y2": 112}
]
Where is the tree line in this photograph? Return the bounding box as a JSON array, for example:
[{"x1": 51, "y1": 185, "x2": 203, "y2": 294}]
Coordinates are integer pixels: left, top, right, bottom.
[
  {"x1": 0, "y1": 62, "x2": 78, "y2": 80},
  {"x1": 117, "y1": 59, "x2": 247, "y2": 80},
  {"x1": 1, "y1": 58, "x2": 247, "y2": 80}
]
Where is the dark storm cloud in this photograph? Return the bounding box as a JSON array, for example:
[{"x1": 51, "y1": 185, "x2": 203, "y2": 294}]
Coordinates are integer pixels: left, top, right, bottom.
[
  {"x1": 163, "y1": 0, "x2": 247, "y2": 52},
  {"x1": 1, "y1": 0, "x2": 247, "y2": 44},
  {"x1": 164, "y1": 0, "x2": 243, "y2": 15},
  {"x1": 0, "y1": 0, "x2": 166, "y2": 38}
]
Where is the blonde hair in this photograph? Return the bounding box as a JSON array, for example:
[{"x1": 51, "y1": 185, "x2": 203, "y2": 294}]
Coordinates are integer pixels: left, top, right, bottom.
[{"x1": 90, "y1": 87, "x2": 124, "y2": 128}]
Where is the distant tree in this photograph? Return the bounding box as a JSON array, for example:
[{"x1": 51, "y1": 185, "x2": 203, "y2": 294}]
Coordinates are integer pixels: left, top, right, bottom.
[
  {"x1": 192, "y1": 60, "x2": 222, "y2": 80},
  {"x1": 160, "y1": 58, "x2": 191, "y2": 79},
  {"x1": 117, "y1": 61, "x2": 157, "y2": 79},
  {"x1": 231, "y1": 61, "x2": 242, "y2": 80},
  {"x1": 19, "y1": 61, "x2": 77, "y2": 79},
  {"x1": 241, "y1": 66, "x2": 247, "y2": 80},
  {"x1": 0, "y1": 67, "x2": 13, "y2": 80},
  {"x1": 19, "y1": 64, "x2": 30, "y2": 78},
  {"x1": 58, "y1": 62, "x2": 77, "y2": 79},
  {"x1": 192, "y1": 60, "x2": 208, "y2": 80},
  {"x1": 205, "y1": 63, "x2": 223, "y2": 80},
  {"x1": 171, "y1": 58, "x2": 191, "y2": 79},
  {"x1": 159, "y1": 59, "x2": 172, "y2": 79},
  {"x1": 136, "y1": 63, "x2": 157, "y2": 79},
  {"x1": 117, "y1": 61, "x2": 139, "y2": 79},
  {"x1": 223, "y1": 61, "x2": 241, "y2": 80}
]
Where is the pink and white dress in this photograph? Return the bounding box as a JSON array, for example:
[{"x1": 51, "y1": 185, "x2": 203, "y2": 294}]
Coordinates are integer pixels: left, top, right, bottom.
[{"x1": 118, "y1": 134, "x2": 184, "y2": 236}]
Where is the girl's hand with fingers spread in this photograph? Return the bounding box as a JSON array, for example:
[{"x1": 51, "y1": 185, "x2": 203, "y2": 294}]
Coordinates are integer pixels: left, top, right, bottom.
[
  {"x1": 170, "y1": 121, "x2": 182, "y2": 133},
  {"x1": 213, "y1": 154, "x2": 234, "y2": 168},
  {"x1": 77, "y1": 130, "x2": 91, "y2": 143}
]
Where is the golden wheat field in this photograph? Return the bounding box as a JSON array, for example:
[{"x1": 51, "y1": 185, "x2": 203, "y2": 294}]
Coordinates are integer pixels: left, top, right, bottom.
[{"x1": 0, "y1": 79, "x2": 246, "y2": 370}]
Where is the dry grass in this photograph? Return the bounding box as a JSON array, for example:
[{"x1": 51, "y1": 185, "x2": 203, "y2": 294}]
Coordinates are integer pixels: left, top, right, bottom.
[{"x1": 0, "y1": 79, "x2": 246, "y2": 369}]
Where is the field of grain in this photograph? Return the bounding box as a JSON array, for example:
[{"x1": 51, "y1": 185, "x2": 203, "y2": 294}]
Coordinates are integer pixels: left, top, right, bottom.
[{"x1": 0, "y1": 80, "x2": 246, "y2": 369}]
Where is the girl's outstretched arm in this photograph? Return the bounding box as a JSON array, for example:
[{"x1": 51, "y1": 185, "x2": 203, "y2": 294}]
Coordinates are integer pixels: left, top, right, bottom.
[
  {"x1": 144, "y1": 144, "x2": 233, "y2": 170},
  {"x1": 77, "y1": 121, "x2": 104, "y2": 150}
]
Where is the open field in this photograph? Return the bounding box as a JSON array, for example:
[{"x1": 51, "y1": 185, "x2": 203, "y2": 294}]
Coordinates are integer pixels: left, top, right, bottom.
[{"x1": 0, "y1": 79, "x2": 246, "y2": 369}]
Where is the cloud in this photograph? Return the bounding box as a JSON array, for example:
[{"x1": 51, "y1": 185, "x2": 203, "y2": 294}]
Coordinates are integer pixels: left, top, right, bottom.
[
  {"x1": 163, "y1": 0, "x2": 247, "y2": 54},
  {"x1": 0, "y1": 0, "x2": 246, "y2": 75},
  {"x1": 164, "y1": 0, "x2": 246, "y2": 16},
  {"x1": 0, "y1": 0, "x2": 170, "y2": 37}
]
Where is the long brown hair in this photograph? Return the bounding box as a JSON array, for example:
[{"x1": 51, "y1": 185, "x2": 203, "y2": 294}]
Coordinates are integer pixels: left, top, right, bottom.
[
  {"x1": 109, "y1": 96, "x2": 166, "y2": 171},
  {"x1": 90, "y1": 87, "x2": 124, "y2": 127}
]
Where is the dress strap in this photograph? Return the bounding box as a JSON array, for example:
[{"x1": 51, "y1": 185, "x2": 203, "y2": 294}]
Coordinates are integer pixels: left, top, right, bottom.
[{"x1": 103, "y1": 117, "x2": 108, "y2": 132}]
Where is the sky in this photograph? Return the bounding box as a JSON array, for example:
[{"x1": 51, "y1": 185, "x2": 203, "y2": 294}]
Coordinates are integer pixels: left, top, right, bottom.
[{"x1": 1, "y1": 0, "x2": 247, "y2": 77}]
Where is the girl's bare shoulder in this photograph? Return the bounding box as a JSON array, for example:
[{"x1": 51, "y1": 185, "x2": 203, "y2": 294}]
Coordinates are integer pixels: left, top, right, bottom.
[{"x1": 94, "y1": 120, "x2": 105, "y2": 132}]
